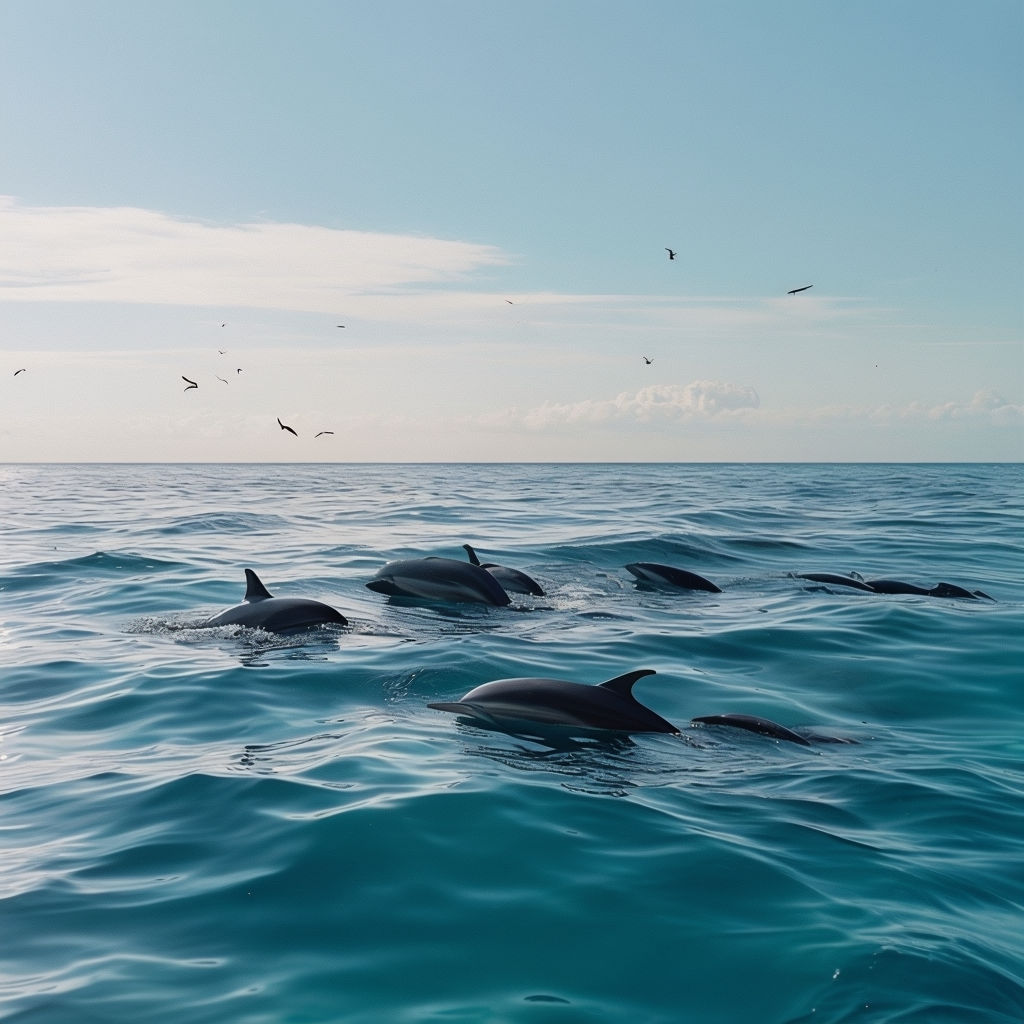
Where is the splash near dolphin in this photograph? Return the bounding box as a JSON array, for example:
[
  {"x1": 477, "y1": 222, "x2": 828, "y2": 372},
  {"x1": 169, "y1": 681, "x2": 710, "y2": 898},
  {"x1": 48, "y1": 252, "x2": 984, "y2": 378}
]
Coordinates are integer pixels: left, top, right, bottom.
[{"x1": 203, "y1": 568, "x2": 348, "y2": 633}]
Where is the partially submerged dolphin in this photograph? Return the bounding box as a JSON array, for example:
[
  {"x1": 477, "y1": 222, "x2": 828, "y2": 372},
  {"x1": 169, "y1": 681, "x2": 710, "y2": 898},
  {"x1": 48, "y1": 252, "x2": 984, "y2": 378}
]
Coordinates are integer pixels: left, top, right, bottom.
[
  {"x1": 462, "y1": 543, "x2": 545, "y2": 596},
  {"x1": 366, "y1": 556, "x2": 511, "y2": 606},
  {"x1": 797, "y1": 572, "x2": 876, "y2": 592},
  {"x1": 625, "y1": 562, "x2": 722, "y2": 593},
  {"x1": 428, "y1": 669, "x2": 679, "y2": 734},
  {"x1": 865, "y1": 579, "x2": 994, "y2": 600},
  {"x1": 203, "y1": 569, "x2": 348, "y2": 633},
  {"x1": 690, "y1": 713, "x2": 856, "y2": 745},
  {"x1": 798, "y1": 572, "x2": 993, "y2": 600}
]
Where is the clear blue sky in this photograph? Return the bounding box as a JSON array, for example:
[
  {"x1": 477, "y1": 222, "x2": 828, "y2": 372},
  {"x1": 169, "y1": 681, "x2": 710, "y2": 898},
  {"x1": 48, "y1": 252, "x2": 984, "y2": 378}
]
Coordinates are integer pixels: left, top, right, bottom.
[{"x1": 1, "y1": 0, "x2": 1021, "y2": 461}]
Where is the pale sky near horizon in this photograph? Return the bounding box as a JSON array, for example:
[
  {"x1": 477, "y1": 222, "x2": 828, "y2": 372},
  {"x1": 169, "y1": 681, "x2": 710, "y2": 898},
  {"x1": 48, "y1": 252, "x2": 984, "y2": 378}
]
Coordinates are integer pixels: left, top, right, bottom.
[{"x1": 1, "y1": 0, "x2": 1021, "y2": 462}]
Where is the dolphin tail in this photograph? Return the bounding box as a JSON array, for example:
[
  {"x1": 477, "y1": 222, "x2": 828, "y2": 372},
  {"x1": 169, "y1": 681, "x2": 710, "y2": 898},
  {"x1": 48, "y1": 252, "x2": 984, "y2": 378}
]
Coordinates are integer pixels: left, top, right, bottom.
[{"x1": 243, "y1": 568, "x2": 274, "y2": 602}]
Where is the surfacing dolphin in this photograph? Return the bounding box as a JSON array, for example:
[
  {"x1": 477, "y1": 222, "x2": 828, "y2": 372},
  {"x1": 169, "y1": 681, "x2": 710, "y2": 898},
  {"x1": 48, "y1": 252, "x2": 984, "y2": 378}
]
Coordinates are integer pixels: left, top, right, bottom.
[
  {"x1": 462, "y1": 543, "x2": 545, "y2": 596},
  {"x1": 691, "y1": 714, "x2": 856, "y2": 745},
  {"x1": 428, "y1": 669, "x2": 679, "y2": 734},
  {"x1": 203, "y1": 568, "x2": 348, "y2": 633},
  {"x1": 865, "y1": 579, "x2": 994, "y2": 600},
  {"x1": 625, "y1": 562, "x2": 722, "y2": 593},
  {"x1": 366, "y1": 557, "x2": 511, "y2": 606},
  {"x1": 797, "y1": 572, "x2": 876, "y2": 592},
  {"x1": 798, "y1": 572, "x2": 993, "y2": 600}
]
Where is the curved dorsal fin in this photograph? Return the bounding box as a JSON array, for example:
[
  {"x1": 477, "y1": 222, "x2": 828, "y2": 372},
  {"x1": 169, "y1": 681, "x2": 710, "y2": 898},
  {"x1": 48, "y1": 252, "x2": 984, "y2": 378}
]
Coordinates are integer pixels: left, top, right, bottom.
[
  {"x1": 243, "y1": 568, "x2": 274, "y2": 602},
  {"x1": 599, "y1": 669, "x2": 656, "y2": 698},
  {"x1": 462, "y1": 543, "x2": 481, "y2": 566}
]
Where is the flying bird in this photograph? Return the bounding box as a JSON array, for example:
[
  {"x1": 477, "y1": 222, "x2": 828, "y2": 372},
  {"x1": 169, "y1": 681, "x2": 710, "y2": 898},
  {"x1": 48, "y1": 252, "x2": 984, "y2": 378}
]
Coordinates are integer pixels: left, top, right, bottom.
[
  {"x1": 787, "y1": 284, "x2": 813, "y2": 295},
  {"x1": 642, "y1": 356, "x2": 653, "y2": 365},
  {"x1": 336, "y1": 324, "x2": 345, "y2": 328},
  {"x1": 218, "y1": 349, "x2": 227, "y2": 355},
  {"x1": 277, "y1": 417, "x2": 298, "y2": 437},
  {"x1": 505, "y1": 299, "x2": 514, "y2": 304},
  {"x1": 315, "y1": 431, "x2": 334, "y2": 437},
  {"x1": 236, "y1": 368, "x2": 243, "y2": 374},
  {"x1": 13, "y1": 368, "x2": 26, "y2": 376},
  {"x1": 216, "y1": 375, "x2": 229, "y2": 384},
  {"x1": 665, "y1": 248, "x2": 677, "y2": 260},
  {"x1": 182, "y1": 375, "x2": 198, "y2": 391}
]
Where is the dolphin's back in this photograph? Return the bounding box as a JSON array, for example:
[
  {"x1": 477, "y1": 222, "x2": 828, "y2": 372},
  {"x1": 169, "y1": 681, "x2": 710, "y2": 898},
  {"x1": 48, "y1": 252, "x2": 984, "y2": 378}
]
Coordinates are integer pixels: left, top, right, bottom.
[
  {"x1": 626, "y1": 562, "x2": 721, "y2": 593},
  {"x1": 367, "y1": 557, "x2": 511, "y2": 606}
]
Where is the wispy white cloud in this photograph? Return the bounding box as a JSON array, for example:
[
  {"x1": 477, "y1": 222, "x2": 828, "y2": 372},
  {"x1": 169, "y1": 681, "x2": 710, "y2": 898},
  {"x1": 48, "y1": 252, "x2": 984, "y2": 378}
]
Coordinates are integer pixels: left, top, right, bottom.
[
  {"x1": 0, "y1": 197, "x2": 508, "y2": 310},
  {"x1": 478, "y1": 381, "x2": 761, "y2": 431},
  {"x1": 476, "y1": 385, "x2": 1021, "y2": 435}
]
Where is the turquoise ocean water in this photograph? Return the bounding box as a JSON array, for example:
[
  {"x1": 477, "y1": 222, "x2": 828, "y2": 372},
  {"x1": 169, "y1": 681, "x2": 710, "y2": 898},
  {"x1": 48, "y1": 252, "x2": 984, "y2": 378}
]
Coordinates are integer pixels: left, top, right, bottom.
[{"x1": 1, "y1": 462, "x2": 1022, "y2": 1024}]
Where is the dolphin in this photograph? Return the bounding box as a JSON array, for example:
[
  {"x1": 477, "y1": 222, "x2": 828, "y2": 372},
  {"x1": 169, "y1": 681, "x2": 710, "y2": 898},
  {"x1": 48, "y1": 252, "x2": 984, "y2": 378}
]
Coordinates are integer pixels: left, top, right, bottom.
[
  {"x1": 865, "y1": 578, "x2": 994, "y2": 600},
  {"x1": 462, "y1": 543, "x2": 545, "y2": 596},
  {"x1": 366, "y1": 557, "x2": 511, "y2": 606},
  {"x1": 428, "y1": 669, "x2": 679, "y2": 734},
  {"x1": 797, "y1": 572, "x2": 876, "y2": 592},
  {"x1": 625, "y1": 562, "x2": 722, "y2": 593},
  {"x1": 203, "y1": 569, "x2": 348, "y2": 633},
  {"x1": 691, "y1": 713, "x2": 858, "y2": 745}
]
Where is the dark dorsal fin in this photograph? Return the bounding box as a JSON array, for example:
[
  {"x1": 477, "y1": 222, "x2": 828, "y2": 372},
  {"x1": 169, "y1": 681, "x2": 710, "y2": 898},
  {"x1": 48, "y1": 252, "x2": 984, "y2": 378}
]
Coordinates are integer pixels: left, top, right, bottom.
[
  {"x1": 243, "y1": 568, "x2": 274, "y2": 602},
  {"x1": 599, "y1": 669, "x2": 656, "y2": 698},
  {"x1": 462, "y1": 544, "x2": 481, "y2": 566}
]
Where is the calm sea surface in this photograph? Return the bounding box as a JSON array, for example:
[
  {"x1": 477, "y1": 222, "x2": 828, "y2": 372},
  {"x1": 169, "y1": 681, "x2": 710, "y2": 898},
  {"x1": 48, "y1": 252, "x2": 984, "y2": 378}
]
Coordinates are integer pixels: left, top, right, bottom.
[{"x1": 1, "y1": 463, "x2": 1022, "y2": 1024}]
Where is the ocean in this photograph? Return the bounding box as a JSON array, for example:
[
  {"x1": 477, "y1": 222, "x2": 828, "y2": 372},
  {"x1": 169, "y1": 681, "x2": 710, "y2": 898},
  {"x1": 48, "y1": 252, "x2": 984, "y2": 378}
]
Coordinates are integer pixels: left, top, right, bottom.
[{"x1": 1, "y1": 462, "x2": 1021, "y2": 1024}]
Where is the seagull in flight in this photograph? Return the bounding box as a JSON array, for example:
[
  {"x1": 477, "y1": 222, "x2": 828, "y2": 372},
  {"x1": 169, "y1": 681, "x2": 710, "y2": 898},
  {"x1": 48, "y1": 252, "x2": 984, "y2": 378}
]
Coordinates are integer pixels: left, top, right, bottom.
[
  {"x1": 642, "y1": 356, "x2": 653, "y2": 365},
  {"x1": 315, "y1": 431, "x2": 334, "y2": 438},
  {"x1": 13, "y1": 368, "x2": 26, "y2": 376},
  {"x1": 216, "y1": 375, "x2": 229, "y2": 384},
  {"x1": 182, "y1": 375, "x2": 198, "y2": 391},
  {"x1": 277, "y1": 417, "x2": 298, "y2": 436},
  {"x1": 787, "y1": 284, "x2": 813, "y2": 295},
  {"x1": 665, "y1": 248, "x2": 677, "y2": 260}
]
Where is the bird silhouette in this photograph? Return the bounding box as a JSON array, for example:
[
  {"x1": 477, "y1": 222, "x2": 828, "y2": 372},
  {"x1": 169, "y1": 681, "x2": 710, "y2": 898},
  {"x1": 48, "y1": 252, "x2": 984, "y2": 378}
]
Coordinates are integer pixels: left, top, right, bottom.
[
  {"x1": 315, "y1": 431, "x2": 334, "y2": 438},
  {"x1": 787, "y1": 284, "x2": 813, "y2": 295},
  {"x1": 277, "y1": 417, "x2": 298, "y2": 436},
  {"x1": 665, "y1": 248, "x2": 677, "y2": 260},
  {"x1": 216, "y1": 375, "x2": 228, "y2": 384},
  {"x1": 13, "y1": 368, "x2": 26, "y2": 376},
  {"x1": 182, "y1": 375, "x2": 198, "y2": 391},
  {"x1": 642, "y1": 356, "x2": 653, "y2": 365},
  {"x1": 236, "y1": 368, "x2": 243, "y2": 374},
  {"x1": 336, "y1": 324, "x2": 345, "y2": 328}
]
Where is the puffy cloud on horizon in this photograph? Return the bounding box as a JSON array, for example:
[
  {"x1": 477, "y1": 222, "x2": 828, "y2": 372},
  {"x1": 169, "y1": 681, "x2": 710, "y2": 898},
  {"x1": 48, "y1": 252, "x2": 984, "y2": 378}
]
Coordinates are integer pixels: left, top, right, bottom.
[
  {"x1": 503, "y1": 381, "x2": 761, "y2": 431},
  {"x1": 0, "y1": 196, "x2": 508, "y2": 311}
]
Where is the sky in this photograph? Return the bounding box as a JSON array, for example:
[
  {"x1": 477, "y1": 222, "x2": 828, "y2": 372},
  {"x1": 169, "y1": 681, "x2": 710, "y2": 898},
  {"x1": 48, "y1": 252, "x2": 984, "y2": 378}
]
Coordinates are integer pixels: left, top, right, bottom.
[{"x1": 1, "y1": 0, "x2": 1021, "y2": 462}]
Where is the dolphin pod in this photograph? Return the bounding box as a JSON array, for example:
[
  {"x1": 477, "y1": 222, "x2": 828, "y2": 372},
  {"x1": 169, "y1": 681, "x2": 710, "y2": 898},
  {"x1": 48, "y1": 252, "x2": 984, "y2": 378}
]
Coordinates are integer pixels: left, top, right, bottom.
[{"x1": 203, "y1": 568, "x2": 348, "y2": 633}]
